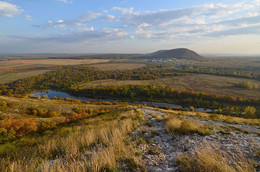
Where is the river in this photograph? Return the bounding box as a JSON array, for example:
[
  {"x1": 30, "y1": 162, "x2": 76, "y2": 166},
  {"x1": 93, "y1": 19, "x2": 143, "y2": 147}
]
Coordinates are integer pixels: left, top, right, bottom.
[{"x1": 31, "y1": 90, "x2": 215, "y2": 112}]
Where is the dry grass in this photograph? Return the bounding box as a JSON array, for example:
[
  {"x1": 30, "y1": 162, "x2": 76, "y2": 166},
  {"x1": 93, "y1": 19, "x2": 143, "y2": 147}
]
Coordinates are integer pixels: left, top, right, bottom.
[
  {"x1": 4, "y1": 59, "x2": 110, "y2": 66},
  {"x1": 177, "y1": 141, "x2": 256, "y2": 172},
  {"x1": 79, "y1": 73, "x2": 260, "y2": 98},
  {"x1": 165, "y1": 115, "x2": 212, "y2": 135},
  {"x1": 0, "y1": 108, "x2": 145, "y2": 171},
  {"x1": 0, "y1": 59, "x2": 110, "y2": 76},
  {"x1": 184, "y1": 111, "x2": 260, "y2": 126},
  {"x1": 165, "y1": 116, "x2": 182, "y2": 132},
  {"x1": 151, "y1": 107, "x2": 260, "y2": 126},
  {"x1": 155, "y1": 114, "x2": 164, "y2": 121},
  {"x1": 0, "y1": 59, "x2": 111, "y2": 83},
  {"x1": 90, "y1": 63, "x2": 146, "y2": 71},
  {"x1": 0, "y1": 70, "x2": 50, "y2": 83}
]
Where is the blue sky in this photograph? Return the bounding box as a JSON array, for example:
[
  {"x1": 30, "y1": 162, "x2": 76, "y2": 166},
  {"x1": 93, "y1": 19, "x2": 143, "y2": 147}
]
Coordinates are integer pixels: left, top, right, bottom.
[{"x1": 1, "y1": 0, "x2": 260, "y2": 54}]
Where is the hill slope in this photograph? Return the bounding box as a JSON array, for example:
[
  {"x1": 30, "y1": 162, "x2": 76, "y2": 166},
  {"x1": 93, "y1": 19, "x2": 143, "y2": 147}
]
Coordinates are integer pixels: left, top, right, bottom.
[
  {"x1": 148, "y1": 48, "x2": 204, "y2": 60},
  {"x1": 0, "y1": 95, "x2": 259, "y2": 171}
]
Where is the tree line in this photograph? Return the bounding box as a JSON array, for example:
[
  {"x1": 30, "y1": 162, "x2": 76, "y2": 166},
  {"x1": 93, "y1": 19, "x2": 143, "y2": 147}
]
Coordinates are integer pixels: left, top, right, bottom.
[
  {"x1": 0, "y1": 65, "x2": 181, "y2": 96},
  {"x1": 0, "y1": 64, "x2": 259, "y2": 118},
  {"x1": 68, "y1": 85, "x2": 260, "y2": 118}
]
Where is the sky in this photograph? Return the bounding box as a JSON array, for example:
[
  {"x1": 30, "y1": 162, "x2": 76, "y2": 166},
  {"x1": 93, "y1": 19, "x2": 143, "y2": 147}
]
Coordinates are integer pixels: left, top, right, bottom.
[{"x1": 1, "y1": 0, "x2": 260, "y2": 54}]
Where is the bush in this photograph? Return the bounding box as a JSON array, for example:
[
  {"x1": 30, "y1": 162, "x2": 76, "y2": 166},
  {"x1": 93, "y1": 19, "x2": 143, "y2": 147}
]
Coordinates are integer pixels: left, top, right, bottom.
[
  {"x1": 39, "y1": 120, "x2": 57, "y2": 131},
  {"x1": 0, "y1": 119, "x2": 38, "y2": 138},
  {"x1": 0, "y1": 127, "x2": 16, "y2": 142},
  {"x1": 244, "y1": 106, "x2": 256, "y2": 118},
  {"x1": 27, "y1": 107, "x2": 46, "y2": 117},
  {"x1": 46, "y1": 110, "x2": 60, "y2": 117},
  {"x1": 0, "y1": 101, "x2": 7, "y2": 107},
  {"x1": 10, "y1": 119, "x2": 38, "y2": 137}
]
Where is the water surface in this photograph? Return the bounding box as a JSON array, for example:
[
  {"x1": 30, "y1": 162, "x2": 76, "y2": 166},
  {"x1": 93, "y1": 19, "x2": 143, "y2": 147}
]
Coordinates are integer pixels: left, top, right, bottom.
[{"x1": 31, "y1": 90, "x2": 214, "y2": 112}]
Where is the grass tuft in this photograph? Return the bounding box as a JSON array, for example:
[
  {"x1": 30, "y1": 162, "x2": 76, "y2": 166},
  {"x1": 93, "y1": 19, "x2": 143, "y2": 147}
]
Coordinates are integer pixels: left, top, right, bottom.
[
  {"x1": 166, "y1": 116, "x2": 213, "y2": 135},
  {"x1": 177, "y1": 142, "x2": 256, "y2": 172}
]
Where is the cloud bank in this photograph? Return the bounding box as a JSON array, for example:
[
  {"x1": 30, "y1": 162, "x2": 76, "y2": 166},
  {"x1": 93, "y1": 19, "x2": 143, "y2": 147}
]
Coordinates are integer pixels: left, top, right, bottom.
[
  {"x1": 3, "y1": 0, "x2": 260, "y2": 53},
  {"x1": 0, "y1": 1, "x2": 23, "y2": 17}
]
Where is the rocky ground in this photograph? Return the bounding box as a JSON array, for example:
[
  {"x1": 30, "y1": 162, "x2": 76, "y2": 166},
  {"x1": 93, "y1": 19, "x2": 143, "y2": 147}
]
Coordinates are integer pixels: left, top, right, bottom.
[{"x1": 132, "y1": 108, "x2": 260, "y2": 172}]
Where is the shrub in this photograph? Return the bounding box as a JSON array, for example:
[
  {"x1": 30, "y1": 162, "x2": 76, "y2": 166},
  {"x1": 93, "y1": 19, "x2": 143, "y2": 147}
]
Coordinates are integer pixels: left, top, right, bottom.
[
  {"x1": 11, "y1": 119, "x2": 38, "y2": 137},
  {"x1": 46, "y1": 110, "x2": 60, "y2": 117},
  {"x1": 0, "y1": 127, "x2": 16, "y2": 142},
  {"x1": 155, "y1": 114, "x2": 164, "y2": 121},
  {"x1": 27, "y1": 107, "x2": 46, "y2": 117},
  {"x1": 39, "y1": 121, "x2": 57, "y2": 131},
  {"x1": 244, "y1": 106, "x2": 256, "y2": 118},
  {"x1": 0, "y1": 101, "x2": 7, "y2": 107},
  {"x1": 51, "y1": 96, "x2": 58, "y2": 100},
  {"x1": 233, "y1": 81, "x2": 258, "y2": 90},
  {"x1": 0, "y1": 119, "x2": 37, "y2": 138}
]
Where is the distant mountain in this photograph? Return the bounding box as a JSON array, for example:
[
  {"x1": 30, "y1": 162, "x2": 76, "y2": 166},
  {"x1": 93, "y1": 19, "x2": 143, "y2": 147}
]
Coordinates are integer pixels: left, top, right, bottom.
[{"x1": 147, "y1": 48, "x2": 204, "y2": 60}]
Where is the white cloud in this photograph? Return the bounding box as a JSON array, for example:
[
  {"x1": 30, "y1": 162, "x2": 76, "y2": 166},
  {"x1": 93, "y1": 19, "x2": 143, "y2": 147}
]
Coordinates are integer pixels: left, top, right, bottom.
[
  {"x1": 107, "y1": 1, "x2": 260, "y2": 41},
  {"x1": 114, "y1": 2, "x2": 254, "y2": 28},
  {"x1": 206, "y1": 24, "x2": 260, "y2": 37},
  {"x1": 56, "y1": 0, "x2": 72, "y2": 4},
  {"x1": 14, "y1": 27, "x2": 130, "y2": 43},
  {"x1": 12, "y1": 0, "x2": 260, "y2": 50},
  {"x1": 25, "y1": 15, "x2": 32, "y2": 21},
  {"x1": 0, "y1": 1, "x2": 23, "y2": 17},
  {"x1": 47, "y1": 11, "x2": 101, "y2": 27},
  {"x1": 102, "y1": 14, "x2": 116, "y2": 22},
  {"x1": 78, "y1": 27, "x2": 94, "y2": 32},
  {"x1": 112, "y1": 7, "x2": 134, "y2": 14}
]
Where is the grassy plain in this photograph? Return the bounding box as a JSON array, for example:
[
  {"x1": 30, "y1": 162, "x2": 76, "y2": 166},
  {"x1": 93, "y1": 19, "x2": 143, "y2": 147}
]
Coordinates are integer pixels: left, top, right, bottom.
[
  {"x1": 178, "y1": 57, "x2": 260, "y2": 71},
  {"x1": 0, "y1": 59, "x2": 110, "y2": 70},
  {"x1": 0, "y1": 70, "x2": 50, "y2": 83},
  {"x1": 90, "y1": 63, "x2": 146, "y2": 71},
  {"x1": 0, "y1": 59, "x2": 111, "y2": 83},
  {"x1": 77, "y1": 73, "x2": 260, "y2": 98}
]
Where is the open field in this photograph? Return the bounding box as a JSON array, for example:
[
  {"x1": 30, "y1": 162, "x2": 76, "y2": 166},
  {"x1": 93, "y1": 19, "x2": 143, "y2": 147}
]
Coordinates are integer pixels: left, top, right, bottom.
[
  {"x1": 90, "y1": 63, "x2": 146, "y2": 71},
  {"x1": 77, "y1": 73, "x2": 260, "y2": 98},
  {"x1": 178, "y1": 57, "x2": 260, "y2": 71},
  {"x1": 0, "y1": 70, "x2": 50, "y2": 83},
  {"x1": 0, "y1": 59, "x2": 110, "y2": 70},
  {"x1": 0, "y1": 59, "x2": 111, "y2": 83}
]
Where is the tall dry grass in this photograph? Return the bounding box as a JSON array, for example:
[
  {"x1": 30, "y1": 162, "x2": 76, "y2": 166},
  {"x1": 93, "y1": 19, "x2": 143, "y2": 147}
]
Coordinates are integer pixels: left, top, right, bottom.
[
  {"x1": 0, "y1": 108, "x2": 145, "y2": 172},
  {"x1": 185, "y1": 111, "x2": 260, "y2": 126},
  {"x1": 165, "y1": 115, "x2": 212, "y2": 135},
  {"x1": 177, "y1": 141, "x2": 256, "y2": 172},
  {"x1": 148, "y1": 107, "x2": 259, "y2": 126}
]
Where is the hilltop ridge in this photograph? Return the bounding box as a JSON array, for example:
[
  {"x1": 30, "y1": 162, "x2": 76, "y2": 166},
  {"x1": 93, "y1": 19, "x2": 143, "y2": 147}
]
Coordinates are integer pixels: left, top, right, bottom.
[{"x1": 147, "y1": 48, "x2": 204, "y2": 60}]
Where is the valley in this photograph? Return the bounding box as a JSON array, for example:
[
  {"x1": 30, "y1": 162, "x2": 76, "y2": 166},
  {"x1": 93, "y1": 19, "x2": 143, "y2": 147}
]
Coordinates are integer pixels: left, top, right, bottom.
[
  {"x1": 0, "y1": 48, "x2": 259, "y2": 171},
  {"x1": 2, "y1": 0, "x2": 260, "y2": 171}
]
